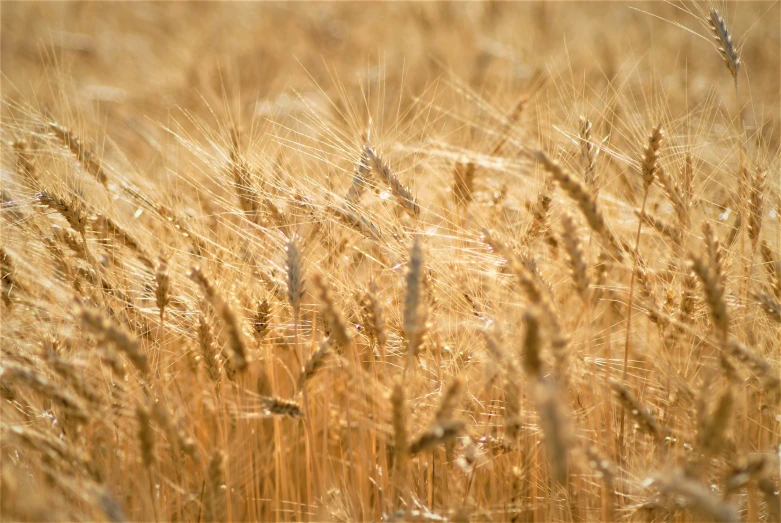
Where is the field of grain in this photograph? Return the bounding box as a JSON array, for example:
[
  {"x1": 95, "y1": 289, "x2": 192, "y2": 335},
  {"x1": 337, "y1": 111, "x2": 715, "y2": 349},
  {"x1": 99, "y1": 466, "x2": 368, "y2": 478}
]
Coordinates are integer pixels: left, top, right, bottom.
[{"x1": 1, "y1": 2, "x2": 780, "y2": 522}]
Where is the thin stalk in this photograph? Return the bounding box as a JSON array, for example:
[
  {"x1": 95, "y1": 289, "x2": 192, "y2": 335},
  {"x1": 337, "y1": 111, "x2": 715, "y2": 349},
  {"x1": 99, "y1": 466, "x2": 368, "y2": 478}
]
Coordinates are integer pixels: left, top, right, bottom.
[{"x1": 619, "y1": 189, "x2": 650, "y2": 454}]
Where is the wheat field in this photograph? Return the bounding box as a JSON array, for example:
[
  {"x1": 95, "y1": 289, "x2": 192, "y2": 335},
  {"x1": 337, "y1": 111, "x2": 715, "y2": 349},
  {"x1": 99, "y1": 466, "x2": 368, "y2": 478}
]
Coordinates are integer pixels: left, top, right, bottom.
[{"x1": 1, "y1": 2, "x2": 780, "y2": 522}]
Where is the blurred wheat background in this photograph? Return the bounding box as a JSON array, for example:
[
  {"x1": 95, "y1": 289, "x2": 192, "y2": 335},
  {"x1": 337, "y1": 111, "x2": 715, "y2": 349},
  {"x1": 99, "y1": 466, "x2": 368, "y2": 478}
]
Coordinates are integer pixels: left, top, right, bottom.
[{"x1": 1, "y1": 2, "x2": 780, "y2": 522}]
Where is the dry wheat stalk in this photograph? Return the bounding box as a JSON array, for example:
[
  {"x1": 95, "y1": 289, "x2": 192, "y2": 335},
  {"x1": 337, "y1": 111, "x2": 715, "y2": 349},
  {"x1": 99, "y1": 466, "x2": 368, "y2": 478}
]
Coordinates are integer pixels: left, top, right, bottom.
[
  {"x1": 609, "y1": 379, "x2": 661, "y2": 438},
  {"x1": 534, "y1": 380, "x2": 571, "y2": 485},
  {"x1": 435, "y1": 376, "x2": 464, "y2": 423},
  {"x1": 689, "y1": 253, "x2": 729, "y2": 347},
  {"x1": 452, "y1": 160, "x2": 476, "y2": 207},
  {"x1": 484, "y1": 229, "x2": 569, "y2": 382},
  {"x1": 52, "y1": 224, "x2": 87, "y2": 259},
  {"x1": 641, "y1": 124, "x2": 663, "y2": 190},
  {"x1": 197, "y1": 310, "x2": 221, "y2": 384},
  {"x1": 228, "y1": 128, "x2": 261, "y2": 220},
  {"x1": 409, "y1": 421, "x2": 465, "y2": 456},
  {"x1": 48, "y1": 122, "x2": 108, "y2": 187},
  {"x1": 1, "y1": 246, "x2": 21, "y2": 307},
  {"x1": 92, "y1": 214, "x2": 154, "y2": 269},
  {"x1": 205, "y1": 450, "x2": 227, "y2": 523},
  {"x1": 364, "y1": 145, "x2": 420, "y2": 218},
  {"x1": 150, "y1": 402, "x2": 197, "y2": 458},
  {"x1": 708, "y1": 9, "x2": 741, "y2": 82},
  {"x1": 753, "y1": 292, "x2": 780, "y2": 323},
  {"x1": 404, "y1": 236, "x2": 427, "y2": 366},
  {"x1": 483, "y1": 325, "x2": 522, "y2": 440},
  {"x1": 652, "y1": 470, "x2": 738, "y2": 523},
  {"x1": 523, "y1": 179, "x2": 554, "y2": 246},
  {"x1": 252, "y1": 299, "x2": 271, "y2": 340},
  {"x1": 345, "y1": 146, "x2": 371, "y2": 205},
  {"x1": 155, "y1": 256, "x2": 170, "y2": 322},
  {"x1": 560, "y1": 211, "x2": 590, "y2": 302},
  {"x1": 578, "y1": 116, "x2": 598, "y2": 192},
  {"x1": 328, "y1": 205, "x2": 383, "y2": 243},
  {"x1": 490, "y1": 95, "x2": 528, "y2": 156},
  {"x1": 522, "y1": 308, "x2": 543, "y2": 378},
  {"x1": 311, "y1": 273, "x2": 351, "y2": 350},
  {"x1": 260, "y1": 396, "x2": 303, "y2": 417},
  {"x1": 285, "y1": 235, "x2": 305, "y2": 318},
  {"x1": 37, "y1": 191, "x2": 88, "y2": 236},
  {"x1": 357, "y1": 283, "x2": 387, "y2": 352},
  {"x1": 0, "y1": 364, "x2": 90, "y2": 423},
  {"x1": 534, "y1": 151, "x2": 623, "y2": 259},
  {"x1": 760, "y1": 241, "x2": 781, "y2": 300},
  {"x1": 583, "y1": 443, "x2": 616, "y2": 485},
  {"x1": 635, "y1": 210, "x2": 682, "y2": 246},
  {"x1": 75, "y1": 302, "x2": 147, "y2": 373},
  {"x1": 747, "y1": 167, "x2": 766, "y2": 253},
  {"x1": 391, "y1": 381, "x2": 408, "y2": 461},
  {"x1": 189, "y1": 267, "x2": 249, "y2": 371},
  {"x1": 136, "y1": 405, "x2": 156, "y2": 468},
  {"x1": 11, "y1": 138, "x2": 37, "y2": 185},
  {"x1": 298, "y1": 339, "x2": 332, "y2": 390},
  {"x1": 620, "y1": 124, "x2": 664, "y2": 448},
  {"x1": 698, "y1": 386, "x2": 733, "y2": 455}
]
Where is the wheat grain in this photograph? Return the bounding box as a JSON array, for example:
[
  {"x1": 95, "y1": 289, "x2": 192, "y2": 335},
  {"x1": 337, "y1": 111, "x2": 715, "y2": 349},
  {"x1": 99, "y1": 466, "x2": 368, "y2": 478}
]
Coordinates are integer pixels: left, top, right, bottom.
[
  {"x1": 311, "y1": 273, "x2": 351, "y2": 350},
  {"x1": 190, "y1": 266, "x2": 249, "y2": 372},
  {"x1": 197, "y1": 309, "x2": 221, "y2": 384},
  {"x1": 708, "y1": 9, "x2": 741, "y2": 81},
  {"x1": 364, "y1": 145, "x2": 420, "y2": 218},
  {"x1": 747, "y1": 167, "x2": 766, "y2": 252},
  {"x1": 252, "y1": 299, "x2": 271, "y2": 340},
  {"x1": 653, "y1": 470, "x2": 738, "y2": 522},
  {"x1": 452, "y1": 160, "x2": 476, "y2": 207},
  {"x1": 409, "y1": 421, "x2": 465, "y2": 456},
  {"x1": 75, "y1": 302, "x2": 148, "y2": 373},
  {"x1": 48, "y1": 122, "x2": 108, "y2": 187},
  {"x1": 403, "y1": 236, "x2": 426, "y2": 365},
  {"x1": 560, "y1": 211, "x2": 590, "y2": 302},
  {"x1": 205, "y1": 450, "x2": 227, "y2": 523}
]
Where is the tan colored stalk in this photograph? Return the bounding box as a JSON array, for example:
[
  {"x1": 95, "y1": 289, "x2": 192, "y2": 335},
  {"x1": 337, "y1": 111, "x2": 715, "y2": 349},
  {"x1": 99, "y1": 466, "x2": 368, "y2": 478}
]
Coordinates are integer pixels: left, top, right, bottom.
[
  {"x1": 155, "y1": 256, "x2": 170, "y2": 325},
  {"x1": 260, "y1": 396, "x2": 303, "y2": 417},
  {"x1": 357, "y1": 283, "x2": 387, "y2": 363},
  {"x1": 560, "y1": 211, "x2": 590, "y2": 303},
  {"x1": 1, "y1": 247, "x2": 21, "y2": 307},
  {"x1": 205, "y1": 450, "x2": 227, "y2": 523},
  {"x1": 390, "y1": 381, "x2": 408, "y2": 507},
  {"x1": 403, "y1": 236, "x2": 426, "y2": 373},
  {"x1": 364, "y1": 145, "x2": 420, "y2": 218},
  {"x1": 189, "y1": 267, "x2": 249, "y2": 372},
  {"x1": 75, "y1": 303, "x2": 147, "y2": 373},
  {"x1": 534, "y1": 151, "x2": 623, "y2": 259},
  {"x1": 708, "y1": 9, "x2": 740, "y2": 86},
  {"x1": 48, "y1": 122, "x2": 108, "y2": 187},
  {"x1": 311, "y1": 273, "x2": 351, "y2": 351},
  {"x1": 409, "y1": 421, "x2": 465, "y2": 456},
  {"x1": 653, "y1": 470, "x2": 738, "y2": 523},
  {"x1": 197, "y1": 310, "x2": 222, "y2": 384},
  {"x1": 12, "y1": 138, "x2": 37, "y2": 186},
  {"x1": 37, "y1": 191, "x2": 88, "y2": 237},
  {"x1": 578, "y1": 116, "x2": 598, "y2": 194},
  {"x1": 523, "y1": 179, "x2": 555, "y2": 247},
  {"x1": 452, "y1": 160, "x2": 476, "y2": 208},
  {"x1": 620, "y1": 124, "x2": 663, "y2": 450}
]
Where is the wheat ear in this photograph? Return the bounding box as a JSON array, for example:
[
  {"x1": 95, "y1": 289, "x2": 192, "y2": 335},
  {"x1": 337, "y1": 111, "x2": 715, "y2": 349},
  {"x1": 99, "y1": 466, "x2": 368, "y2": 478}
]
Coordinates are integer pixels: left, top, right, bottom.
[{"x1": 708, "y1": 9, "x2": 741, "y2": 83}]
